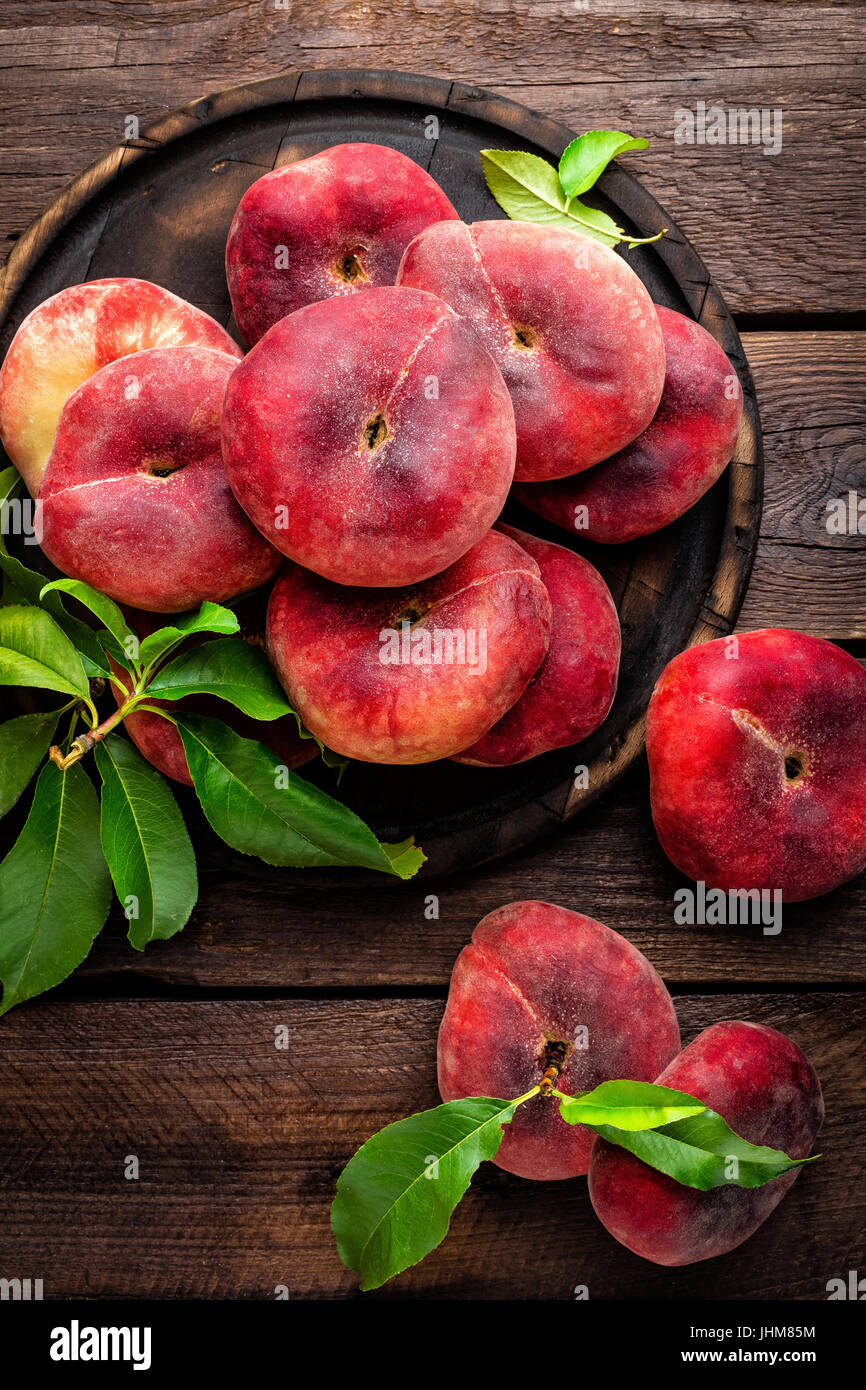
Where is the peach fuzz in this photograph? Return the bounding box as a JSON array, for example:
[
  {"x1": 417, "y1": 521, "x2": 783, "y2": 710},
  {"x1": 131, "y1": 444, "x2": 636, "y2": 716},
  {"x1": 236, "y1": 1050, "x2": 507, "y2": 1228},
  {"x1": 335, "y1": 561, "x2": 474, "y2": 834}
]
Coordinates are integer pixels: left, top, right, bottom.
[
  {"x1": 454, "y1": 525, "x2": 620, "y2": 765},
  {"x1": 226, "y1": 142, "x2": 459, "y2": 346},
  {"x1": 222, "y1": 286, "x2": 517, "y2": 588},
  {"x1": 39, "y1": 346, "x2": 279, "y2": 613},
  {"x1": 110, "y1": 602, "x2": 315, "y2": 787},
  {"x1": 397, "y1": 219, "x2": 665, "y2": 481},
  {"x1": 589, "y1": 1020, "x2": 824, "y2": 1265},
  {"x1": 646, "y1": 628, "x2": 866, "y2": 902},
  {"x1": 265, "y1": 530, "x2": 552, "y2": 765},
  {"x1": 0, "y1": 278, "x2": 241, "y2": 496},
  {"x1": 437, "y1": 901, "x2": 681, "y2": 1180},
  {"x1": 515, "y1": 306, "x2": 744, "y2": 543}
]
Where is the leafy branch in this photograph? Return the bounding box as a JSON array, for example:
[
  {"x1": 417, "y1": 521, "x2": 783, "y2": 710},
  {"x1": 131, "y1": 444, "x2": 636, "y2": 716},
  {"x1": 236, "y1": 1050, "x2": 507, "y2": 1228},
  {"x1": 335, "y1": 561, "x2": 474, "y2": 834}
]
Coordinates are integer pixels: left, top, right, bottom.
[
  {"x1": 481, "y1": 128, "x2": 666, "y2": 249},
  {"x1": 331, "y1": 1078, "x2": 818, "y2": 1291},
  {"x1": 0, "y1": 468, "x2": 425, "y2": 1014}
]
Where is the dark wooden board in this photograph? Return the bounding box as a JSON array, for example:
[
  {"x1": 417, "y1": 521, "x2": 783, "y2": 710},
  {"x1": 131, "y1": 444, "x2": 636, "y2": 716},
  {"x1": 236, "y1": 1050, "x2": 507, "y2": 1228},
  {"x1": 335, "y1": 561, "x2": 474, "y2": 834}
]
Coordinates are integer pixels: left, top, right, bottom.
[
  {"x1": 0, "y1": 991, "x2": 860, "y2": 1300},
  {"x1": 0, "y1": 68, "x2": 763, "y2": 876},
  {"x1": 1, "y1": 3, "x2": 865, "y2": 318}
]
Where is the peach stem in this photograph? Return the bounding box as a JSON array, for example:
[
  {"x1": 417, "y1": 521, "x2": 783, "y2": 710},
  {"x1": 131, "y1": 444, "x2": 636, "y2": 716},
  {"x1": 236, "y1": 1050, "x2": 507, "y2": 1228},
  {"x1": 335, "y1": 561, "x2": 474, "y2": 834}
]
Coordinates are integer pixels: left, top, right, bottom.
[{"x1": 48, "y1": 702, "x2": 132, "y2": 770}]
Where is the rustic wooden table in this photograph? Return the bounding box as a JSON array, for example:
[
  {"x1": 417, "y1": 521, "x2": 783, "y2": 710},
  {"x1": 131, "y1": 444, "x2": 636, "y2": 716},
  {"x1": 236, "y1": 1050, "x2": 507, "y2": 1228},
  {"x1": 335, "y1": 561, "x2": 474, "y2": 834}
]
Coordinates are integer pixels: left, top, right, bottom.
[{"x1": 0, "y1": 2, "x2": 864, "y2": 1302}]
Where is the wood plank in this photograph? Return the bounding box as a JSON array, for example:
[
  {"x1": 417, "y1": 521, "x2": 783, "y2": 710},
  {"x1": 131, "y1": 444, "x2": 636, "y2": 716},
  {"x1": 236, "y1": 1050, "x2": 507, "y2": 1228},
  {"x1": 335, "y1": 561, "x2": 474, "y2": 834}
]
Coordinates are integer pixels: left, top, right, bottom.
[
  {"x1": 738, "y1": 332, "x2": 866, "y2": 638},
  {"x1": 72, "y1": 762, "x2": 865, "y2": 992},
  {"x1": 0, "y1": 3, "x2": 864, "y2": 313},
  {"x1": 0, "y1": 991, "x2": 860, "y2": 1299}
]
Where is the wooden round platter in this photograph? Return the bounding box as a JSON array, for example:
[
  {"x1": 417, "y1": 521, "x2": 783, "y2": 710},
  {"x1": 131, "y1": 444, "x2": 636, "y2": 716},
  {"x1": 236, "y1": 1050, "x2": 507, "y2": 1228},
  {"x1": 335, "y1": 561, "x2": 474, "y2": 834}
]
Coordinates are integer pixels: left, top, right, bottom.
[{"x1": 0, "y1": 69, "x2": 763, "y2": 876}]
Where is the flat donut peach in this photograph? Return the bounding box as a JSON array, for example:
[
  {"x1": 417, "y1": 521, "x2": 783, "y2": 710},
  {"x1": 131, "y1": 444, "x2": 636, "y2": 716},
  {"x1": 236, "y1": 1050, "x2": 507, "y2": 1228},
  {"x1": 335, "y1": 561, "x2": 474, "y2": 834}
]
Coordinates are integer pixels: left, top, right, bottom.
[
  {"x1": 0, "y1": 278, "x2": 241, "y2": 496},
  {"x1": 647, "y1": 628, "x2": 866, "y2": 901},
  {"x1": 221, "y1": 286, "x2": 517, "y2": 588},
  {"x1": 515, "y1": 306, "x2": 743, "y2": 543},
  {"x1": 397, "y1": 219, "x2": 665, "y2": 481},
  {"x1": 589, "y1": 1020, "x2": 824, "y2": 1265},
  {"x1": 438, "y1": 900, "x2": 681, "y2": 1180},
  {"x1": 454, "y1": 525, "x2": 620, "y2": 765},
  {"x1": 226, "y1": 142, "x2": 459, "y2": 345},
  {"x1": 39, "y1": 346, "x2": 279, "y2": 613},
  {"x1": 265, "y1": 530, "x2": 552, "y2": 764}
]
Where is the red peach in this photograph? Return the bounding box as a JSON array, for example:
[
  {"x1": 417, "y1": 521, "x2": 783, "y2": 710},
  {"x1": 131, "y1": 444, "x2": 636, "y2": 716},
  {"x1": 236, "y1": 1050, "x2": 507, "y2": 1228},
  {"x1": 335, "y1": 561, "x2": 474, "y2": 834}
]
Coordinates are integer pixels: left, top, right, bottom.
[
  {"x1": 38, "y1": 346, "x2": 279, "y2": 613},
  {"x1": 226, "y1": 142, "x2": 459, "y2": 346},
  {"x1": 0, "y1": 279, "x2": 241, "y2": 496},
  {"x1": 515, "y1": 306, "x2": 744, "y2": 543},
  {"x1": 265, "y1": 530, "x2": 552, "y2": 764},
  {"x1": 222, "y1": 286, "x2": 516, "y2": 588},
  {"x1": 647, "y1": 628, "x2": 866, "y2": 901},
  {"x1": 111, "y1": 600, "x2": 315, "y2": 787},
  {"x1": 454, "y1": 525, "x2": 621, "y2": 765},
  {"x1": 589, "y1": 1020, "x2": 824, "y2": 1265},
  {"x1": 438, "y1": 900, "x2": 681, "y2": 1180},
  {"x1": 397, "y1": 220, "x2": 665, "y2": 481}
]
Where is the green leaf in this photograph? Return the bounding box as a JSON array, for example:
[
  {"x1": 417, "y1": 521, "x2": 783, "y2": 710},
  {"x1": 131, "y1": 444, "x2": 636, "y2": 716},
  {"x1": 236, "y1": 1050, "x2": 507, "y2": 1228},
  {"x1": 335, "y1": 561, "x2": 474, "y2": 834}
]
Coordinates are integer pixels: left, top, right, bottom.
[
  {"x1": 137, "y1": 618, "x2": 343, "y2": 765},
  {"x1": 559, "y1": 1080, "x2": 708, "y2": 1130},
  {"x1": 586, "y1": 1093, "x2": 818, "y2": 1190},
  {"x1": 0, "y1": 761, "x2": 112, "y2": 1014},
  {"x1": 175, "y1": 712, "x2": 424, "y2": 878},
  {"x1": 0, "y1": 606, "x2": 91, "y2": 701},
  {"x1": 95, "y1": 736, "x2": 198, "y2": 950},
  {"x1": 147, "y1": 638, "x2": 293, "y2": 720},
  {"x1": 0, "y1": 708, "x2": 62, "y2": 818},
  {"x1": 332, "y1": 1097, "x2": 515, "y2": 1291},
  {"x1": 558, "y1": 130, "x2": 648, "y2": 200},
  {"x1": 138, "y1": 602, "x2": 240, "y2": 673},
  {"x1": 0, "y1": 472, "x2": 112, "y2": 676},
  {"x1": 0, "y1": 466, "x2": 20, "y2": 499},
  {"x1": 480, "y1": 148, "x2": 663, "y2": 249},
  {"x1": 39, "y1": 579, "x2": 135, "y2": 663}
]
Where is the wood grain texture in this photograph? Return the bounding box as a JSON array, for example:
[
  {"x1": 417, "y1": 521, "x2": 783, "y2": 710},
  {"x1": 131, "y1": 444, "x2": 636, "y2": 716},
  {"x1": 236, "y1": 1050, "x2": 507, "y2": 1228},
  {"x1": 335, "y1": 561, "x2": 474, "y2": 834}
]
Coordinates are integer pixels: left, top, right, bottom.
[
  {"x1": 0, "y1": 991, "x2": 860, "y2": 1300},
  {"x1": 70, "y1": 763, "x2": 866, "y2": 992},
  {"x1": 1, "y1": 2, "x2": 864, "y2": 315},
  {"x1": 738, "y1": 332, "x2": 866, "y2": 638}
]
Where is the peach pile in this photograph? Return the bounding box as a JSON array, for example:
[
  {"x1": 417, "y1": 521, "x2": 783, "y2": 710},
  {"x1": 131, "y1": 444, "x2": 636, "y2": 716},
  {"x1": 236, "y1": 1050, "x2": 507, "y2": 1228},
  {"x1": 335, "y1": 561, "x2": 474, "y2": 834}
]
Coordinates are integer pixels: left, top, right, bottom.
[
  {"x1": 4, "y1": 136, "x2": 849, "y2": 846},
  {"x1": 440, "y1": 901, "x2": 823, "y2": 1262}
]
